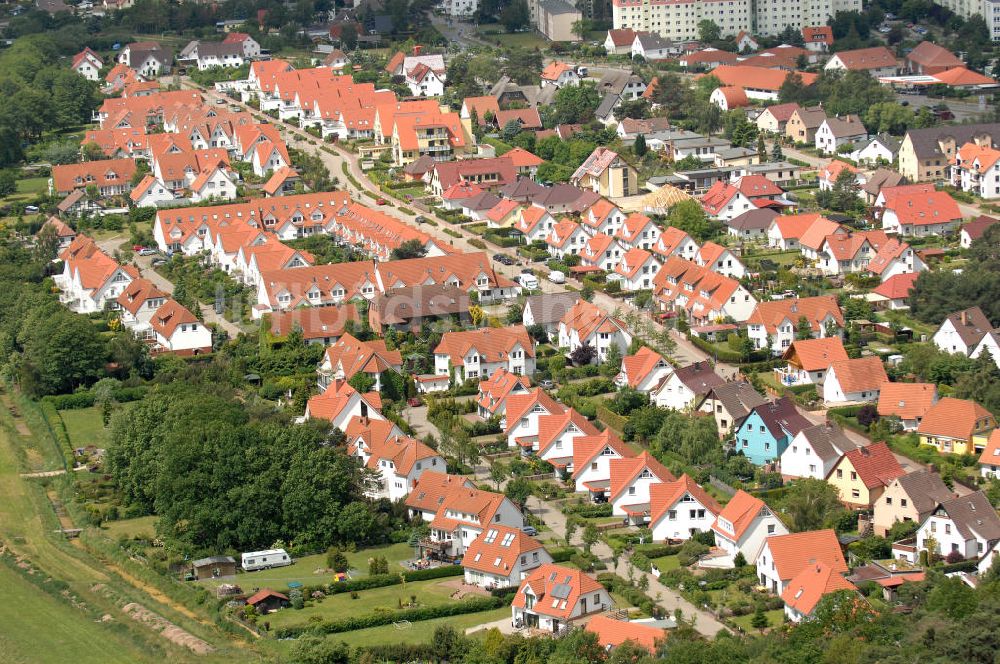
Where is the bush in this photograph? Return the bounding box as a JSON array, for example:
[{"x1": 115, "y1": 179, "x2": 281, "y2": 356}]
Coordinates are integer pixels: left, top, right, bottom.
[
  {"x1": 677, "y1": 539, "x2": 710, "y2": 567},
  {"x1": 563, "y1": 502, "x2": 613, "y2": 518},
  {"x1": 549, "y1": 547, "x2": 576, "y2": 563},
  {"x1": 327, "y1": 564, "x2": 462, "y2": 595}
]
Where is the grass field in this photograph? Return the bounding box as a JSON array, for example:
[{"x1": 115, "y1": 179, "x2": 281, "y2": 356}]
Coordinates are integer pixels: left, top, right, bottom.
[
  {"x1": 265, "y1": 576, "x2": 478, "y2": 628},
  {"x1": 475, "y1": 25, "x2": 549, "y2": 49},
  {"x1": 649, "y1": 554, "x2": 681, "y2": 573},
  {"x1": 59, "y1": 406, "x2": 114, "y2": 448},
  {"x1": 101, "y1": 515, "x2": 158, "y2": 540},
  {"x1": 731, "y1": 608, "x2": 785, "y2": 631}
]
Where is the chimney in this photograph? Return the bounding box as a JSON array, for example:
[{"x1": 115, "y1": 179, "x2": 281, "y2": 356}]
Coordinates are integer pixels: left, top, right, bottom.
[
  {"x1": 961, "y1": 310, "x2": 968, "y2": 326},
  {"x1": 413, "y1": 45, "x2": 422, "y2": 55}
]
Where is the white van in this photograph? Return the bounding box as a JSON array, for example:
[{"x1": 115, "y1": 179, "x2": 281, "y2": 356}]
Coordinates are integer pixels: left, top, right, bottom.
[
  {"x1": 241, "y1": 548, "x2": 292, "y2": 572},
  {"x1": 518, "y1": 273, "x2": 539, "y2": 290},
  {"x1": 548, "y1": 270, "x2": 566, "y2": 284}
]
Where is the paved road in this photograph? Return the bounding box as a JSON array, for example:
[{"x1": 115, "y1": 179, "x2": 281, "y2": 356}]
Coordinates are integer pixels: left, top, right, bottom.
[{"x1": 95, "y1": 234, "x2": 244, "y2": 339}]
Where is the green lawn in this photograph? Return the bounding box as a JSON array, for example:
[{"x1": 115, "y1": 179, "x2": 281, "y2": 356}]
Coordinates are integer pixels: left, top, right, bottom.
[
  {"x1": 265, "y1": 576, "x2": 473, "y2": 628},
  {"x1": 17, "y1": 176, "x2": 48, "y2": 195},
  {"x1": 101, "y1": 515, "x2": 158, "y2": 540},
  {"x1": 649, "y1": 554, "x2": 680, "y2": 573},
  {"x1": 476, "y1": 25, "x2": 550, "y2": 50},
  {"x1": 59, "y1": 407, "x2": 113, "y2": 448},
  {"x1": 731, "y1": 608, "x2": 786, "y2": 631},
  {"x1": 0, "y1": 564, "x2": 153, "y2": 664},
  {"x1": 270, "y1": 606, "x2": 511, "y2": 654}
]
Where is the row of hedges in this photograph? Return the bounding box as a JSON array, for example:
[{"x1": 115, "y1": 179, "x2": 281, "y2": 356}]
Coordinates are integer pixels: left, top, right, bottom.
[
  {"x1": 562, "y1": 502, "x2": 613, "y2": 518},
  {"x1": 43, "y1": 386, "x2": 148, "y2": 410},
  {"x1": 327, "y1": 563, "x2": 464, "y2": 595},
  {"x1": 687, "y1": 333, "x2": 768, "y2": 364},
  {"x1": 272, "y1": 595, "x2": 505, "y2": 637},
  {"x1": 596, "y1": 404, "x2": 628, "y2": 434}
]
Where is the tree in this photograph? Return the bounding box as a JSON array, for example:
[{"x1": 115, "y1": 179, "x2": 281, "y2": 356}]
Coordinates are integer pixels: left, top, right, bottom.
[
  {"x1": 601, "y1": 343, "x2": 622, "y2": 377},
  {"x1": 582, "y1": 523, "x2": 599, "y2": 554},
  {"x1": 698, "y1": 19, "x2": 721, "y2": 43},
  {"x1": 548, "y1": 83, "x2": 602, "y2": 125},
  {"x1": 633, "y1": 133, "x2": 647, "y2": 158},
  {"x1": 756, "y1": 135, "x2": 767, "y2": 163},
  {"x1": 431, "y1": 625, "x2": 465, "y2": 661},
  {"x1": 652, "y1": 72, "x2": 691, "y2": 118},
  {"x1": 340, "y1": 24, "x2": 358, "y2": 51},
  {"x1": 17, "y1": 305, "x2": 107, "y2": 397},
  {"x1": 750, "y1": 606, "x2": 768, "y2": 631},
  {"x1": 326, "y1": 547, "x2": 349, "y2": 572},
  {"x1": 504, "y1": 477, "x2": 532, "y2": 508},
  {"x1": 570, "y1": 342, "x2": 596, "y2": 366},
  {"x1": 290, "y1": 634, "x2": 350, "y2": 664},
  {"x1": 614, "y1": 98, "x2": 650, "y2": 122},
  {"x1": 795, "y1": 315, "x2": 813, "y2": 340},
  {"x1": 0, "y1": 171, "x2": 15, "y2": 198},
  {"x1": 666, "y1": 199, "x2": 715, "y2": 241},
  {"x1": 501, "y1": 0, "x2": 530, "y2": 32},
  {"x1": 490, "y1": 462, "x2": 507, "y2": 490},
  {"x1": 781, "y1": 478, "x2": 847, "y2": 532},
  {"x1": 771, "y1": 141, "x2": 784, "y2": 161},
  {"x1": 390, "y1": 238, "x2": 427, "y2": 260}
]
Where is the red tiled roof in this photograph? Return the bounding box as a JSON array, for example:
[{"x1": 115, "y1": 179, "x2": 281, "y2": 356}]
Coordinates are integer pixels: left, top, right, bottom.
[
  {"x1": 877, "y1": 382, "x2": 937, "y2": 420},
  {"x1": 512, "y1": 564, "x2": 605, "y2": 619},
  {"x1": 711, "y1": 490, "x2": 769, "y2": 542},
  {"x1": 782, "y1": 337, "x2": 848, "y2": 372},
  {"x1": 764, "y1": 529, "x2": 847, "y2": 581},
  {"x1": 608, "y1": 451, "x2": 676, "y2": 503},
  {"x1": 747, "y1": 296, "x2": 843, "y2": 335},
  {"x1": 917, "y1": 397, "x2": 995, "y2": 440},
  {"x1": 571, "y1": 431, "x2": 636, "y2": 479},
  {"x1": 872, "y1": 272, "x2": 919, "y2": 301},
  {"x1": 462, "y1": 524, "x2": 545, "y2": 575},
  {"x1": 828, "y1": 356, "x2": 889, "y2": 394},
  {"x1": 585, "y1": 614, "x2": 665, "y2": 653},
  {"x1": 706, "y1": 65, "x2": 818, "y2": 91},
  {"x1": 978, "y1": 429, "x2": 1000, "y2": 467},
  {"x1": 649, "y1": 474, "x2": 721, "y2": 527},
  {"x1": 781, "y1": 562, "x2": 856, "y2": 616},
  {"x1": 831, "y1": 46, "x2": 897, "y2": 71},
  {"x1": 839, "y1": 441, "x2": 904, "y2": 489},
  {"x1": 619, "y1": 346, "x2": 668, "y2": 389}
]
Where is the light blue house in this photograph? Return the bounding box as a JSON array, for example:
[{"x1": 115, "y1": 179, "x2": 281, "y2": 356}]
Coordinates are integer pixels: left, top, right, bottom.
[{"x1": 733, "y1": 396, "x2": 812, "y2": 466}]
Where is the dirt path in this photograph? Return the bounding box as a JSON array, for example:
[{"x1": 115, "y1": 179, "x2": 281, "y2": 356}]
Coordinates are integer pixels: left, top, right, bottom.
[
  {"x1": 104, "y1": 561, "x2": 210, "y2": 626},
  {"x1": 1, "y1": 392, "x2": 32, "y2": 437},
  {"x1": 122, "y1": 602, "x2": 214, "y2": 654}
]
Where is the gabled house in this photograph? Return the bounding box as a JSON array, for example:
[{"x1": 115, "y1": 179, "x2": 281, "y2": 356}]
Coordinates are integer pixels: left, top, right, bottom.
[
  {"x1": 725, "y1": 208, "x2": 778, "y2": 240},
  {"x1": 700, "y1": 181, "x2": 756, "y2": 222},
  {"x1": 873, "y1": 469, "x2": 954, "y2": 537},
  {"x1": 116, "y1": 277, "x2": 168, "y2": 332},
  {"x1": 917, "y1": 397, "x2": 996, "y2": 455},
  {"x1": 747, "y1": 296, "x2": 844, "y2": 355},
  {"x1": 305, "y1": 379, "x2": 385, "y2": 430},
  {"x1": 648, "y1": 474, "x2": 722, "y2": 542},
  {"x1": 826, "y1": 441, "x2": 904, "y2": 509},
  {"x1": 802, "y1": 26, "x2": 834, "y2": 53},
  {"x1": 609, "y1": 451, "x2": 676, "y2": 521},
  {"x1": 872, "y1": 272, "x2": 919, "y2": 310},
  {"x1": 536, "y1": 408, "x2": 600, "y2": 472},
  {"x1": 652, "y1": 257, "x2": 757, "y2": 325},
  {"x1": 570, "y1": 147, "x2": 639, "y2": 198},
  {"x1": 916, "y1": 491, "x2": 1000, "y2": 561},
  {"x1": 815, "y1": 115, "x2": 867, "y2": 155},
  {"x1": 42, "y1": 217, "x2": 76, "y2": 250},
  {"x1": 877, "y1": 382, "x2": 937, "y2": 431},
  {"x1": 650, "y1": 361, "x2": 725, "y2": 411},
  {"x1": 404, "y1": 471, "x2": 475, "y2": 522},
  {"x1": 824, "y1": 46, "x2": 897, "y2": 77},
  {"x1": 851, "y1": 134, "x2": 900, "y2": 166},
  {"x1": 867, "y1": 238, "x2": 925, "y2": 282},
  {"x1": 572, "y1": 430, "x2": 637, "y2": 495},
  {"x1": 823, "y1": 356, "x2": 889, "y2": 405},
  {"x1": 777, "y1": 337, "x2": 849, "y2": 387},
  {"x1": 506, "y1": 388, "x2": 565, "y2": 450},
  {"x1": 462, "y1": 525, "x2": 551, "y2": 589},
  {"x1": 933, "y1": 306, "x2": 994, "y2": 356},
  {"x1": 72, "y1": 48, "x2": 104, "y2": 81},
  {"x1": 766, "y1": 213, "x2": 830, "y2": 250},
  {"x1": 651, "y1": 226, "x2": 699, "y2": 261},
  {"x1": 419, "y1": 482, "x2": 525, "y2": 558},
  {"x1": 960, "y1": 215, "x2": 999, "y2": 248},
  {"x1": 540, "y1": 61, "x2": 580, "y2": 88},
  {"x1": 694, "y1": 241, "x2": 745, "y2": 279},
  {"x1": 780, "y1": 422, "x2": 859, "y2": 481},
  {"x1": 511, "y1": 564, "x2": 611, "y2": 633},
  {"x1": 755, "y1": 103, "x2": 800, "y2": 135},
  {"x1": 435, "y1": 325, "x2": 536, "y2": 385},
  {"x1": 613, "y1": 212, "x2": 659, "y2": 250},
  {"x1": 615, "y1": 346, "x2": 671, "y2": 392},
  {"x1": 545, "y1": 218, "x2": 590, "y2": 259},
  {"x1": 782, "y1": 562, "x2": 858, "y2": 623},
  {"x1": 477, "y1": 368, "x2": 531, "y2": 421},
  {"x1": 522, "y1": 292, "x2": 580, "y2": 341},
  {"x1": 364, "y1": 435, "x2": 445, "y2": 501},
  {"x1": 785, "y1": 106, "x2": 828, "y2": 145},
  {"x1": 711, "y1": 490, "x2": 788, "y2": 565},
  {"x1": 316, "y1": 333, "x2": 403, "y2": 393},
  {"x1": 979, "y1": 430, "x2": 1000, "y2": 479},
  {"x1": 557, "y1": 300, "x2": 632, "y2": 364},
  {"x1": 585, "y1": 614, "x2": 666, "y2": 654},
  {"x1": 878, "y1": 186, "x2": 963, "y2": 237},
  {"x1": 733, "y1": 395, "x2": 813, "y2": 466},
  {"x1": 604, "y1": 28, "x2": 637, "y2": 55},
  {"x1": 696, "y1": 381, "x2": 768, "y2": 437},
  {"x1": 268, "y1": 305, "x2": 361, "y2": 346},
  {"x1": 515, "y1": 206, "x2": 557, "y2": 244},
  {"x1": 612, "y1": 248, "x2": 662, "y2": 292},
  {"x1": 579, "y1": 234, "x2": 625, "y2": 272},
  {"x1": 755, "y1": 529, "x2": 847, "y2": 595},
  {"x1": 972, "y1": 331, "x2": 1000, "y2": 370}
]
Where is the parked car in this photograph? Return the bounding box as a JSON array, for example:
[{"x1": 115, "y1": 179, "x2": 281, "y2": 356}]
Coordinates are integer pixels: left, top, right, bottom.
[
  {"x1": 517, "y1": 273, "x2": 539, "y2": 289},
  {"x1": 414, "y1": 215, "x2": 428, "y2": 224},
  {"x1": 493, "y1": 253, "x2": 515, "y2": 265},
  {"x1": 133, "y1": 245, "x2": 145, "y2": 251},
  {"x1": 539, "y1": 379, "x2": 555, "y2": 389},
  {"x1": 151, "y1": 258, "x2": 167, "y2": 266},
  {"x1": 25, "y1": 205, "x2": 39, "y2": 213},
  {"x1": 520, "y1": 526, "x2": 538, "y2": 537},
  {"x1": 138, "y1": 248, "x2": 158, "y2": 256},
  {"x1": 215, "y1": 98, "x2": 226, "y2": 105},
  {"x1": 407, "y1": 397, "x2": 422, "y2": 407},
  {"x1": 548, "y1": 270, "x2": 566, "y2": 284},
  {"x1": 656, "y1": 311, "x2": 677, "y2": 321},
  {"x1": 376, "y1": 198, "x2": 387, "y2": 205}
]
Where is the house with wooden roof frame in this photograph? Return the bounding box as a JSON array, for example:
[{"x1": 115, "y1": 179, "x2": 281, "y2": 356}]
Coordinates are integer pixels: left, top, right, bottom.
[{"x1": 777, "y1": 337, "x2": 849, "y2": 387}]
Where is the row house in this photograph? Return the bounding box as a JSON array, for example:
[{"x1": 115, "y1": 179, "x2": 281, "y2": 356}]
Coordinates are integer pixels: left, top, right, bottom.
[
  {"x1": 255, "y1": 262, "x2": 381, "y2": 318},
  {"x1": 50, "y1": 158, "x2": 138, "y2": 197},
  {"x1": 477, "y1": 368, "x2": 531, "y2": 421},
  {"x1": 55, "y1": 236, "x2": 137, "y2": 314},
  {"x1": 536, "y1": 408, "x2": 600, "y2": 473},
  {"x1": 573, "y1": 431, "x2": 636, "y2": 495},
  {"x1": 329, "y1": 204, "x2": 451, "y2": 261},
  {"x1": 462, "y1": 525, "x2": 552, "y2": 589},
  {"x1": 434, "y1": 325, "x2": 536, "y2": 385},
  {"x1": 746, "y1": 296, "x2": 844, "y2": 355},
  {"x1": 652, "y1": 257, "x2": 758, "y2": 324},
  {"x1": 267, "y1": 305, "x2": 361, "y2": 346},
  {"x1": 506, "y1": 388, "x2": 565, "y2": 450},
  {"x1": 614, "y1": 212, "x2": 659, "y2": 251},
  {"x1": 612, "y1": 248, "x2": 662, "y2": 292},
  {"x1": 734, "y1": 395, "x2": 812, "y2": 466}
]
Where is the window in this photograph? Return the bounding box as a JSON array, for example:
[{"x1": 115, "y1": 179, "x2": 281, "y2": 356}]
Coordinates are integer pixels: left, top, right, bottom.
[
  {"x1": 836, "y1": 469, "x2": 843, "y2": 479},
  {"x1": 767, "y1": 524, "x2": 775, "y2": 534},
  {"x1": 901, "y1": 498, "x2": 907, "y2": 508},
  {"x1": 628, "y1": 486, "x2": 636, "y2": 495},
  {"x1": 851, "y1": 489, "x2": 860, "y2": 499},
  {"x1": 850, "y1": 472, "x2": 857, "y2": 481},
  {"x1": 885, "y1": 497, "x2": 892, "y2": 505},
  {"x1": 668, "y1": 510, "x2": 677, "y2": 520}
]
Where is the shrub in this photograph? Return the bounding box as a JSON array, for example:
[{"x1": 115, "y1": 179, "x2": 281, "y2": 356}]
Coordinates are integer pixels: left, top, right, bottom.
[{"x1": 677, "y1": 539, "x2": 710, "y2": 567}]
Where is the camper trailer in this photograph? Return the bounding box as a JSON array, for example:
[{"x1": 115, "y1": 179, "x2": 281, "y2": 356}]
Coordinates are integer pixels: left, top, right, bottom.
[{"x1": 241, "y1": 548, "x2": 292, "y2": 572}]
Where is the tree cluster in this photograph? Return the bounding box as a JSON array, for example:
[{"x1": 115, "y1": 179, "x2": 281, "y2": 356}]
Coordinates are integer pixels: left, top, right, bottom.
[{"x1": 910, "y1": 225, "x2": 1000, "y2": 325}]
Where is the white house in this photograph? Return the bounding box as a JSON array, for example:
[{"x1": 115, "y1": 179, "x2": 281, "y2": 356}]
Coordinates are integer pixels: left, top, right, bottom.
[
  {"x1": 614, "y1": 212, "x2": 659, "y2": 251},
  {"x1": 505, "y1": 389, "x2": 565, "y2": 449},
  {"x1": 609, "y1": 451, "x2": 676, "y2": 522},
  {"x1": 150, "y1": 299, "x2": 213, "y2": 355},
  {"x1": 579, "y1": 234, "x2": 625, "y2": 272},
  {"x1": 612, "y1": 248, "x2": 662, "y2": 292},
  {"x1": 754, "y1": 529, "x2": 847, "y2": 595},
  {"x1": 129, "y1": 175, "x2": 177, "y2": 208},
  {"x1": 650, "y1": 361, "x2": 725, "y2": 411},
  {"x1": 190, "y1": 165, "x2": 238, "y2": 202},
  {"x1": 932, "y1": 307, "x2": 994, "y2": 356},
  {"x1": 462, "y1": 526, "x2": 552, "y2": 589},
  {"x1": 536, "y1": 408, "x2": 599, "y2": 472},
  {"x1": 746, "y1": 296, "x2": 845, "y2": 355},
  {"x1": 406, "y1": 63, "x2": 446, "y2": 97},
  {"x1": 814, "y1": 115, "x2": 867, "y2": 155},
  {"x1": 779, "y1": 423, "x2": 859, "y2": 480},
  {"x1": 916, "y1": 491, "x2": 1000, "y2": 561},
  {"x1": 540, "y1": 61, "x2": 579, "y2": 88},
  {"x1": 365, "y1": 436, "x2": 445, "y2": 501},
  {"x1": 434, "y1": 326, "x2": 536, "y2": 384},
  {"x1": 72, "y1": 48, "x2": 104, "y2": 81},
  {"x1": 515, "y1": 207, "x2": 557, "y2": 244},
  {"x1": 511, "y1": 564, "x2": 611, "y2": 633},
  {"x1": 850, "y1": 134, "x2": 899, "y2": 165},
  {"x1": 305, "y1": 380, "x2": 385, "y2": 431},
  {"x1": 545, "y1": 219, "x2": 590, "y2": 259},
  {"x1": 571, "y1": 431, "x2": 636, "y2": 495},
  {"x1": 557, "y1": 300, "x2": 632, "y2": 364},
  {"x1": 615, "y1": 346, "x2": 671, "y2": 393},
  {"x1": 711, "y1": 490, "x2": 789, "y2": 566},
  {"x1": 972, "y1": 331, "x2": 1000, "y2": 369},
  {"x1": 694, "y1": 241, "x2": 745, "y2": 279},
  {"x1": 822, "y1": 356, "x2": 888, "y2": 405},
  {"x1": 648, "y1": 474, "x2": 722, "y2": 543}
]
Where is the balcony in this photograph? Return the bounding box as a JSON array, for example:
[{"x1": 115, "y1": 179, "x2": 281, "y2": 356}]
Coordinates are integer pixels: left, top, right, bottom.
[{"x1": 773, "y1": 365, "x2": 808, "y2": 387}]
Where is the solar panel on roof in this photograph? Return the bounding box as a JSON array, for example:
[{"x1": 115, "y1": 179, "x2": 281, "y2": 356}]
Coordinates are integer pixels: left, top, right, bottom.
[{"x1": 551, "y1": 583, "x2": 572, "y2": 600}]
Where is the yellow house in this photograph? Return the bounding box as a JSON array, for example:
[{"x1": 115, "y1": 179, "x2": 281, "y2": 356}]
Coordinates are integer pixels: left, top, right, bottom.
[
  {"x1": 917, "y1": 397, "x2": 996, "y2": 456},
  {"x1": 570, "y1": 147, "x2": 638, "y2": 198},
  {"x1": 825, "y1": 441, "x2": 904, "y2": 510},
  {"x1": 898, "y1": 124, "x2": 1000, "y2": 182}
]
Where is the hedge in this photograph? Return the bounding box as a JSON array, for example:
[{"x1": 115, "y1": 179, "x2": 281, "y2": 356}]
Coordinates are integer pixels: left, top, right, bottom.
[
  {"x1": 563, "y1": 502, "x2": 613, "y2": 518},
  {"x1": 549, "y1": 547, "x2": 576, "y2": 563},
  {"x1": 357, "y1": 644, "x2": 437, "y2": 662},
  {"x1": 468, "y1": 239, "x2": 487, "y2": 250},
  {"x1": 596, "y1": 404, "x2": 628, "y2": 434},
  {"x1": 327, "y1": 564, "x2": 463, "y2": 595},
  {"x1": 687, "y1": 334, "x2": 768, "y2": 363},
  {"x1": 635, "y1": 543, "x2": 682, "y2": 559},
  {"x1": 43, "y1": 386, "x2": 148, "y2": 410},
  {"x1": 272, "y1": 595, "x2": 505, "y2": 637}
]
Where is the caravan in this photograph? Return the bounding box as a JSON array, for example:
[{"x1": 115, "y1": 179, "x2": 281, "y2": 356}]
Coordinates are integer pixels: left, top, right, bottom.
[{"x1": 241, "y1": 548, "x2": 292, "y2": 572}]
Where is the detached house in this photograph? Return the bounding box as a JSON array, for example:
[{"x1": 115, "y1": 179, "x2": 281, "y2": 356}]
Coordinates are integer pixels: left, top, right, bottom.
[
  {"x1": 648, "y1": 474, "x2": 722, "y2": 543},
  {"x1": 579, "y1": 234, "x2": 625, "y2": 272},
  {"x1": 305, "y1": 380, "x2": 385, "y2": 430},
  {"x1": 755, "y1": 529, "x2": 847, "y2": 595},
  {"x1": 785, "y1": 106, "x2": 828, "y2": 145},
  {"x1": 734, "y1": 395, "x2": 813, "y2": 466},
  {"x1": 822, "y1": 356, "x2": 889, "y2": 405},
  {"x1": 316, "y1": 333, "x2": 403, "y2": 393},
  {"x1": 877, "y1": 382, "x2": 937, "y2": 431},
  {"x1": 780, "y1": 422, "x2": 859, "y2": 481},
  {"x1": 72, "y1": 48, "x2": 104, "y2": 81},
  {"x1": 477, "y1": 368, "x2": 531, "y2": 421},
  {"x1": 917, "y1": 397, "x2": 996, "y2": 455},
  {"x1": 873, "y1": 469, "x2": 954, "y2": 537},
  {"x1": 879, "y1": 185, "x2": 963, "y2": 237},
  {"x1": 777, "y1": 337, "x2": 849, "y2": 387},
  {"x1": 515, "y1": 207, "x2": 557, "y2": 244},
  {"x1": 867, "y1": 238, "x2": 925, "y2": 282},
  {"x1": 149, "y1": 299, "x2": 212, "y2": 355},
  {"x1": 557, "y1": 300, "x2": 632, "y2": 364},
  {"x1": 933, "y1": 306, "x2": 994, "y2": 356},
  {"x1": 696, "y1": 381, "x2": 768, "y2": 437},
  {"x1": 511, "y1": 564, "x2": 611, "y2": 634},
  {"x1": 506, "y1": 389, "x2": 565, "y2": 450},
  {"x1": 364, "y1": 435, "x2": 445, "y2": 501},
  {"x1": 711, "y1": 490, "x2": 789, "y2": 565},
  {"x1": 782, "y1": 562, "x2": 858, "y2": 623},
  {"x1": 608, "y1": 451, "x2": 676, "y2": 521},
  {"x1": 824, "y1": 46, "x2": 897, "y2": 77},
  {"x1": 815, "y1": 115, "x2": 867, "y2": 155},
  {"x1": 826, "y1": 441, "x2": 905, "y2": 510},
  {"x1": 615, "y1": 346, "x2": 671, "y2": 393},
  {"x1": 463, "y1": 525, "x2": 552, "y2": 589},
  {"x1": 614, "y1": 213, "x2": 659, "y2": 250},
  {"x1": 572, "y1": 431, "x2": 637, "y2": 495},
  {"x1": 979, "y1": 430, "x2": 1000, "y2": 479},
  {"x1": 522, "y1": 292, "x2": 580, "y2": 341},
  {"x1": 651, "y1": 361, "x2": 725, "y2": 411},
  {"x1": 435, "y1": 325, "x2": 536, "y2": 385},
  {"x1": 916, "y1": 491, "x2": 1000, "y2": 561},
  {"x1": 570, "y1": 147, "x2": 639, "y2": 198}
]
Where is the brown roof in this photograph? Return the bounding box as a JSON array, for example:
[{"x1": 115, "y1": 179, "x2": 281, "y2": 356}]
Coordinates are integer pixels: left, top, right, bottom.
[
  {"x1": 831, "y1": 46, "x2": 897, "y2": 71},
  {"x1": 700, "y1": 381, "x2": 767, "y2": 423},
  {"x1": 906, "y1": 41, "x2": 963, "y2": 70},
  {"x1": 877, "y1": 382, "x2": 937, "y2": 421},
  {"x1": 940, "y1": 306, "x2": 994, "y2": 348},
  {"x1": 917, "y1": 397, "x2": 995, "y2": 440},
  {"x1": 671, "y1": 361, "x2": 725, "y2": 395},
  {"x1": 935, "y1": 491, "x2": 1000, "y2": 542},
  {"x1": 891, "y1": 469, "x2": 954, "y2": 517},
  {"x1": 783, "y1": 337, "x2": 848, "y2": 372},
  {"x1": 797, "y1": 422, "x2": 859, "y2": 463},
  {"x1": 828, "y1": 356, "x2": 888, "y2": 394},
  {"x1": 961, "y1": 216, "x2": 999, "y2": 242}
]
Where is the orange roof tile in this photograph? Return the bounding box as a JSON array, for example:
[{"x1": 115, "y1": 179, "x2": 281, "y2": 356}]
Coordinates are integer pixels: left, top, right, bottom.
[
  {"x1": 649, "y1": 474, "x2": 721, "y2": 526},
  {"x1": 711, "y1": 490, "x2": 771, "y2": 542},
  {"x1": 150, "y1": 298, "x2": 199, "y2": 339},
  {"x1": 978, "y1": 429, "x2": 1000, "y2": 467},
  {"x1": 477, "y1": 367, "x2": 531, "y2": 415},
  {"x1": 619, "y1": 346, "x2": 668, "y2": 389},
  {"x1": 781, "y1": 562, "x2": 856, "y2": 616},
  {"x1": 609, "y1": 451, "x2": 676, "y2": 504},
  {"x1": 782, "y1": 337, "x2": 848, "y2": 372},
  {"x1": 707, "y1": 65, "x2": 818, "y2": 91},
  {"x1": 585, "y1": 615, "x2": 666, "y2": 653},
  {"x1": 462, "y1": 524, "x2": 545, "y2": 575},
  {"x1": 747, "y1": 296, "x2": 843, "y2": 335},
  {"x1": 571, "y1": 431, "x2": 637, "y2": 479},
  {"x1": 405, "y1": 470, "x2": 475, "y2": 513},
  {"x1": 877, "y1": 382, "x2": 937, "y2": 421},
  {"x1": 512, "y1": 564, "x2": 605, "y2": 619},
  {"x1": 434, "y1": 325, "x2": 534, "y2": 367},
  {"x1": 764, "y1": 529, "x2": 847, "y2": 581},
  {"x1": 917, "y1": 397, "x2": 995, "y2": 440},
  {"x1": 872, "y1": 272, "x2": 919, "y2": 300},
  {"x1": 828, "y1": 356, "x2": 888, "y2": 394}
]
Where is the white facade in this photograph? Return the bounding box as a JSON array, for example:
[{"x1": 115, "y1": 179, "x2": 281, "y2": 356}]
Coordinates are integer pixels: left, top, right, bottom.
[
  {"x1": 574, "y1": 442, "x2": 630, "y2": 493},
  {"x1": 815, "y1": 120, "x2": 867, "y2": 155},
  {"x1": 748, "y1": 314, "x2": 842, "y2": 355},
  {"x1": 780, "y1": 430, "x2": 840, "y2": 480},
  {"x1": 434, "y1": 343, "x2": 536, "y2": 385},
  {"x1": 917, "y1": 511, "x2": 987, "y2": 561},
  {"x1": 191, "y1": 168, "x2": 238, "y2": 202},
  {"x1": 971, "y1": 333, "x2": 1000, "y2": 369},
  {"x1": 650, "y1": 493, "x2": 719, "y2": 542},
  {"x1": 822, "y1": 366, "x2": 882, "y2": 405},
  {"x1": 933, "y1": 318, "x2": 978, "y2": 356},
  {"x1": 156, "y1": 319, "x2": 213, "y2": 354},
  {"x1": 611, "y1": 467, "x2": 663, "y2": 517},
  {"x1": 713, "y1": 506, "x2": 788, "y2": 561},
  {"x1": 132, "y1": 179, "x2": 176, "y2": 207}
]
